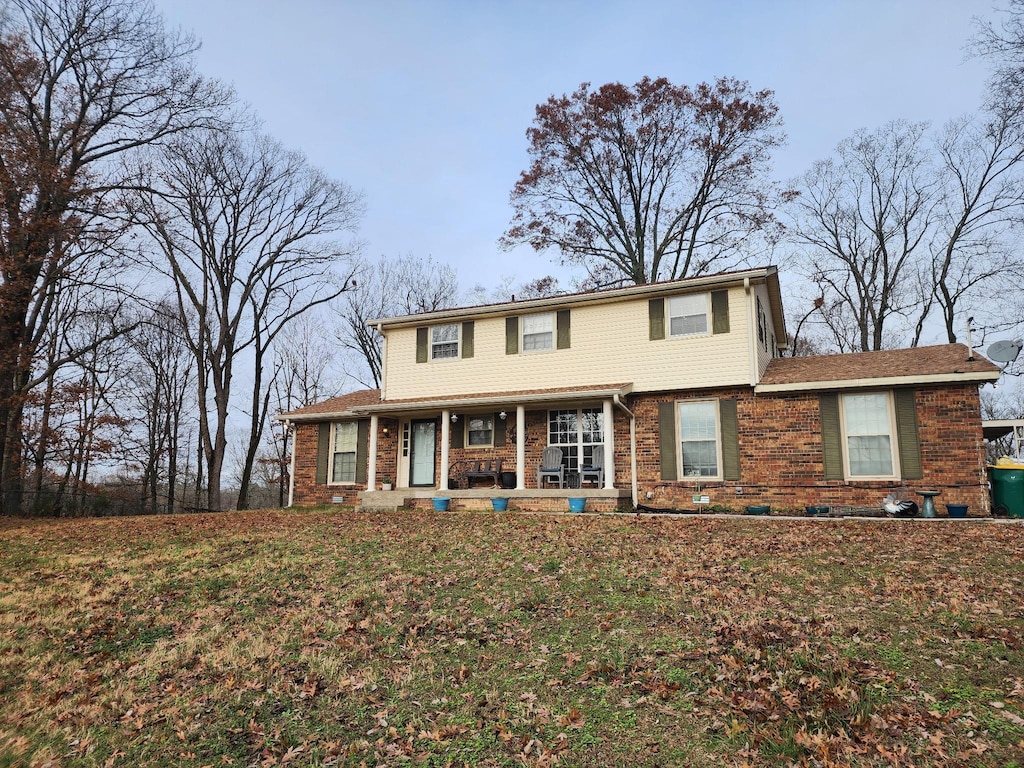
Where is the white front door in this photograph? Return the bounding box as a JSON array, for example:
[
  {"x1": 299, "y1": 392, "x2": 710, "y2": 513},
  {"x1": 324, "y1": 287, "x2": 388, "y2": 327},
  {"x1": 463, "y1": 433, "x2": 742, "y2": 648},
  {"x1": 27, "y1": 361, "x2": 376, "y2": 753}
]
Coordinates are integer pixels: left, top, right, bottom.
[{"x1": 409, "y1": 419, "x2": 436, "y2": 487}]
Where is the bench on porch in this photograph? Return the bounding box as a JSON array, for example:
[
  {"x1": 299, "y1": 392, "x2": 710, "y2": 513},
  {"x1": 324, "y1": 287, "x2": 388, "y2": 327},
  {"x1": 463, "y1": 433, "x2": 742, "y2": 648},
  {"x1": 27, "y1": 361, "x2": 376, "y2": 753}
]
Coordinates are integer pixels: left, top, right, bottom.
[{"x1": 463, "y1": 458, "x2": 504, "y2": 488}]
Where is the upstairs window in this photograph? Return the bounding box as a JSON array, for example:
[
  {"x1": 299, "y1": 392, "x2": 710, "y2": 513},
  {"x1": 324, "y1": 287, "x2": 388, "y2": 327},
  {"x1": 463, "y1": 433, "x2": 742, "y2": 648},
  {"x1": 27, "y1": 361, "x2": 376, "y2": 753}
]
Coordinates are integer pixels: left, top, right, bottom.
[
  {"x1": 431, "y1": 324, "x2": 459, "y2": 360},
  {"x1": 668, "y1": 294, "x2": 709, "y2": 337},
  {"x1": 522, "y1": 312, "x2": 554, "y2": 351}
]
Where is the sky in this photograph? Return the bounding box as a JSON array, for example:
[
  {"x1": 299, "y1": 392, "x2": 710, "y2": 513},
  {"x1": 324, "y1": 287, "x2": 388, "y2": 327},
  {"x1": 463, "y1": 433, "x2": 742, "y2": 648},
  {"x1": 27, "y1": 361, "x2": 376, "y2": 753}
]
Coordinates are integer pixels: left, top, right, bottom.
[{"x1": 155, "y1": 0, "x2": 998, "y2": 299}]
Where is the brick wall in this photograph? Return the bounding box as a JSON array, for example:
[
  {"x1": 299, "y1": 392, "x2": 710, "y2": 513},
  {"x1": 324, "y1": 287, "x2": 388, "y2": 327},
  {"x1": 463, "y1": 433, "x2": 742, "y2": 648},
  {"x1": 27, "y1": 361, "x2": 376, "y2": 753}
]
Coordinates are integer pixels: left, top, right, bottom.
[
  {"x1": 290, "y1": 419, "x2": 399, "y2": 507},
  {"x1": 631, "y1": 383, "x2": 990, "y2": 515}
]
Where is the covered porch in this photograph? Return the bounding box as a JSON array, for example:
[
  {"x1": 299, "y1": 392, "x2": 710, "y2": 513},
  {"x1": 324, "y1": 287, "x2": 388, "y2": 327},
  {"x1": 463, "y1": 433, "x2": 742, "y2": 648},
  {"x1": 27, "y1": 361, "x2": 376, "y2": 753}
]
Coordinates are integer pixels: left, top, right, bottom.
[{"x1": 352, "y1": 383, "x2": 638, "y2": 511}]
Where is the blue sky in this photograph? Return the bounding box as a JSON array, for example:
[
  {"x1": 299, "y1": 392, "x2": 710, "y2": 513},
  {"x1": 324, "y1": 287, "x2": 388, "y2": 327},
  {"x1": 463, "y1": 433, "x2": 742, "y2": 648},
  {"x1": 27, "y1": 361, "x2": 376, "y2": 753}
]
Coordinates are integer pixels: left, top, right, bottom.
[{"x1": 157, "y1": 0, "x2": 996, "y2": 297}]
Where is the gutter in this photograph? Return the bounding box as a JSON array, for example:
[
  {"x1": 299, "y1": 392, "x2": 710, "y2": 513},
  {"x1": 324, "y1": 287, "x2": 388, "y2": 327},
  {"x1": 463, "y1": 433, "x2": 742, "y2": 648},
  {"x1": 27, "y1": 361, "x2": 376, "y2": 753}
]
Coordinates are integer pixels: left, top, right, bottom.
[{"x1": 756, "y1": 370, "x2": 1001, "y2": 394}]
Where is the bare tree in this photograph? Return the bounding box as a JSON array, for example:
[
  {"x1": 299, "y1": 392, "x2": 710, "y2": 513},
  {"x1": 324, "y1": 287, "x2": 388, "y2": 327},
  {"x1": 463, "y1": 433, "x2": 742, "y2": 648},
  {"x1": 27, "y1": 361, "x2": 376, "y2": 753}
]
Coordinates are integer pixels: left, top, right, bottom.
[
  {"x1": 0, "y1": 0, "x2": 228, "y2": 514},
  {"x1": 130, "y1": 127, "x2": 363, "y2": 511},
  {"x1": 501, "y1": 76, "x2": 788, "y2": 285},
  {"x1": 787, "y1": 121, "x2": 934, "y2": 351},
  {"x1": 335, "y1": 254, "x2": 457, "y2": 388}
]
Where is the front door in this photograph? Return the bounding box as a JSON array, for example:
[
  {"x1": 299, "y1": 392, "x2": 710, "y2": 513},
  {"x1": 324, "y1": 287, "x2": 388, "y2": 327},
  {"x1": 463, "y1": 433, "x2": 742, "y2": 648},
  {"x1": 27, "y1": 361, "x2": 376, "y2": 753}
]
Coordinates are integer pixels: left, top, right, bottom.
[{"x1": 409, "y1": 419, "x2": 436, "y2": 487}]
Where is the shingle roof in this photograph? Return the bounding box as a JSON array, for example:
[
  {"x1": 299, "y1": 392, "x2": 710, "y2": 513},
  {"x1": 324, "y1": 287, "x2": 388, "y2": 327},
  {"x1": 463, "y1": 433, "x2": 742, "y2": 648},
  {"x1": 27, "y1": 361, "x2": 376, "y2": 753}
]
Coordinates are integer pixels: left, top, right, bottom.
[
  {"x1": 758, "y1": 344, "x2": 1000, "y2": 391},
  {"x1": 278, "y1": 389, "x2": 381, "y2": 419}
]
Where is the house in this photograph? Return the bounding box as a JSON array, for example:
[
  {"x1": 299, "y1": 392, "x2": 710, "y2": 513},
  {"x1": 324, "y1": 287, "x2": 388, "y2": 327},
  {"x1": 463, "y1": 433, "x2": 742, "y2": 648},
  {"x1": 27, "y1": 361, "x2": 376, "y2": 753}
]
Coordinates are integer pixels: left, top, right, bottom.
[{"x1": 278, "y1": 266, "x2": 1001, "y2": 515}]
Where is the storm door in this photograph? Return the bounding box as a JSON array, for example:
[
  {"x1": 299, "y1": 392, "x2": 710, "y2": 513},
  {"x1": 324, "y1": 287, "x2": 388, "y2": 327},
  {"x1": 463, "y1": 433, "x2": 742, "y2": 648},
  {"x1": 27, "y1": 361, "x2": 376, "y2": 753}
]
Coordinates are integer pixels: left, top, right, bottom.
[{"x1": 409, "y1": 419, "x2": 436, "y2": 487}]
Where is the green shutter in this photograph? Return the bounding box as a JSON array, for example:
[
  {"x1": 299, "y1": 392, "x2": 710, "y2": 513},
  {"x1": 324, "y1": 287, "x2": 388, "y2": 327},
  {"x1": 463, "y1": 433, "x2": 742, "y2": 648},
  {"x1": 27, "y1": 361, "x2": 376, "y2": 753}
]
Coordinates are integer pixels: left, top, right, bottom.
[
  {"x1": 819, "y1": 393, "x2": 844, "y2": 480},
  {"x1": 461, "y1": 321, "x2": 474, "y2": 358},
  {"x1": 719, "y1": 398, "x2": 740, "y2": 481},
  {"x1": 316, "y1": 423, "x2": 330, "y2": 484},
  {"x1": 493, "y1": 413, "x2": 506, "y2": 447},
  {"x1": 649, "y1": 298, "x2": 665, "y2": 340},
  {"x1": 556, "y1": 310, "x2": 570, "y2": 349},
  {"x1": 450, "y1": 418, "x2": 464, "y2": 449},
  {"x1": 658, "y1": 401, "x2": 677, "y2": 480},
  {"x1": 416, "y1": 327, "x2": 428, "y2": 363},
  {"x1": 712, "y1": 290, "x2": 730, "y2": 334},
  {"x1": 894, "y1": 389, "x2": 922, "y2": 480},
  {"x1": 505, "y1": 316, "x2": 519, "y2": 354},
  {"x1": 355, "y1": 420, "x2": 369, "y2": 484}
]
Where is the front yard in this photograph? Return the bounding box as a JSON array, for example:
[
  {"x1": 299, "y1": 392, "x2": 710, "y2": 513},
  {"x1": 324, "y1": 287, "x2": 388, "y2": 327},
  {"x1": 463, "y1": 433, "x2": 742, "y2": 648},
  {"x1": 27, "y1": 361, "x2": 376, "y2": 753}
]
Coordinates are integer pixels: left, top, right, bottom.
[{"x1": 0, "y1": 509, "x2": 1022, "y2": 767}]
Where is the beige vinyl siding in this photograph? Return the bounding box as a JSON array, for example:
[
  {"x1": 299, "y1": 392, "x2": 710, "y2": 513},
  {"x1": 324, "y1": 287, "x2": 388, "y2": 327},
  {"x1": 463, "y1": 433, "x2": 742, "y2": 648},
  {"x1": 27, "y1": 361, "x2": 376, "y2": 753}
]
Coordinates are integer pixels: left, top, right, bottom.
[
  {"x1": 755, "y1": 284, "x2": 775, "y2": 379},
  {"x1": 383, "y1": 287, "x2": 752, "y2": 400}
]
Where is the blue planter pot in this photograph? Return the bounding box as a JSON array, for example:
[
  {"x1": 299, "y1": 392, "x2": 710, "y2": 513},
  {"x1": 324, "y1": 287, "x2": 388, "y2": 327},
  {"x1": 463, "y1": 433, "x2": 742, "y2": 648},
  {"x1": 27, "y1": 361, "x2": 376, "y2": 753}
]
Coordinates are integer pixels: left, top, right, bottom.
[
  {"x1": 568, "y1": 497, "x2": 586, "y2": 513},
  {"x1": 946, "y1": 504, "x2": 968, "y2": 518},
  {"x1": 432, "y1": 497, "x2": 450, "y2": 512},
  {"x1": 491, "y1": 497, "x2": 509, "y2": 511},
  {"x1": 746, "y1": 505, "x2": 770, "y2": 516}
]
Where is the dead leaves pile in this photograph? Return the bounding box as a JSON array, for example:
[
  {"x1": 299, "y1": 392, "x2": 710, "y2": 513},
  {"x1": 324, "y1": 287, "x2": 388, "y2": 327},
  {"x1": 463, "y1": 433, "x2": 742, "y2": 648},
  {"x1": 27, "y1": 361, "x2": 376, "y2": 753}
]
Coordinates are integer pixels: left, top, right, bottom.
[{"x1": 0, "y1": 511, "x2": 1022, "y2": 767}]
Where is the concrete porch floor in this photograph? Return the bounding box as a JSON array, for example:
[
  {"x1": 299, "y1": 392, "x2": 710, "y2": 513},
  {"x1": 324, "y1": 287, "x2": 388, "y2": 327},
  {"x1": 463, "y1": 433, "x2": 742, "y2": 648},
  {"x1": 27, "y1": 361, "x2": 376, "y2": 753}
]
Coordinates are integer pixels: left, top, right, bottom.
[{"x1": 357, "y1": 486, "x2": 632, "y2": 513}]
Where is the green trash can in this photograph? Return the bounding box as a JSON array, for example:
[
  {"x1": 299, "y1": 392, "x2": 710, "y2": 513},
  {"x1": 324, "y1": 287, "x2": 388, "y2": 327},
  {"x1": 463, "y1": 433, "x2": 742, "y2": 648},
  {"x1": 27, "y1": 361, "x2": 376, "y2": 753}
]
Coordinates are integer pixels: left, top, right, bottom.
[{"x1": 988, "y1": 466, "x2": 1024, "y2": 518}]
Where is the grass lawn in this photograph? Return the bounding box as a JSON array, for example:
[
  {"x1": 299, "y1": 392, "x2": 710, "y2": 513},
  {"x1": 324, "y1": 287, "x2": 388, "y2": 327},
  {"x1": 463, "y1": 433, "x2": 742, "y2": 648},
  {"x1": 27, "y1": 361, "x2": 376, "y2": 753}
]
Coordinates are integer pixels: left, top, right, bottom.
[{"x1": 1, "y1": 509, "x2": 1022, "y2": 767}]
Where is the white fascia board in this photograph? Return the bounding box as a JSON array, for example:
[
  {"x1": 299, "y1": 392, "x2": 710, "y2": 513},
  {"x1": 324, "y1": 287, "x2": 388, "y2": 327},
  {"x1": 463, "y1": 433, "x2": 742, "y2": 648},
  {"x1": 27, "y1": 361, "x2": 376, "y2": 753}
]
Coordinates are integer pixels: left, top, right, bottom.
[
  {"x1": 755, "y1": 370, "x2": 1000, "y2": 394},
  {"x1": 352, "y1": 385, "x2": 634, "y2": 415}
]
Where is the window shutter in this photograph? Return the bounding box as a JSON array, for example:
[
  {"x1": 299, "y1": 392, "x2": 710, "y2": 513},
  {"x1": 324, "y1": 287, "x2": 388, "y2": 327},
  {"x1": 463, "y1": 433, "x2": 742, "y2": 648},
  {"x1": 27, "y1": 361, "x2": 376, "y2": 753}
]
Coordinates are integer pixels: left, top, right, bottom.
[
  {"x1": 316, "y1": 423, "x2": 330, "y2": 484},
  {"x1": 658, "y1": 401, "x2": 677, "y2": 480},
  {"x1": 649, "y1": 298, "x2": 665, "y2": 340},
  {"x1": 355, "y1": 420, "x2": 369, "y2": 484},
  {"x1": 712, "y1": 290, "x2": 730, "y2": 334},
  {"x1": 505, "y1": 317, "x2": 519, "y2": 354},
  {"x1": 719, "y1": 398, "x2": 741, "y2": 481},
  {"x1": 416, "y1": 327, "x2": 428, "y2": 363},
  {"x1": 450, "y1": 419, "x2": 464, "y2": 449},
  {"x1": 556, "y1": 310, "x2": 570, "y2": 349},
  {"x1": 819, "y1": 393, "x2": 844, "y2": 480},
  {"x1": 493, "y1": 414, "x2": 506, "y2": 447},
  {"x1": 461, "y1": 321, "x2": 474, "y2": 358},
  {"x1": 894, "y1": 389, "x2": 922, "y2": 480}
]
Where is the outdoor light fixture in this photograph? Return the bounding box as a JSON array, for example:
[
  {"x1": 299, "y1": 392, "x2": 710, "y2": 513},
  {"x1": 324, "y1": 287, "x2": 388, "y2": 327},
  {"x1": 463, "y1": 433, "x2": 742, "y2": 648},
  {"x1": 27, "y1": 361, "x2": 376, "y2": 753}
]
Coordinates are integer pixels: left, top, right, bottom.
[
  {"x1": 451, "y1": 413, "x2": 459, "y2": 423},
  {"x1": 499, "y1": 410, "x2": 507, "y2": 420}
]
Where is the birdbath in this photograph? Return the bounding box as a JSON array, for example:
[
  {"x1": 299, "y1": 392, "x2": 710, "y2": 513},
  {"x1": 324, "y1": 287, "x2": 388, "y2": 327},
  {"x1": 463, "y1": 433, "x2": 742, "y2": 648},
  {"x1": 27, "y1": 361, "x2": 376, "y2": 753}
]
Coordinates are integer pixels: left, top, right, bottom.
[{"x1": 917, "y1": 490, "x2": 941, "y2": 519}]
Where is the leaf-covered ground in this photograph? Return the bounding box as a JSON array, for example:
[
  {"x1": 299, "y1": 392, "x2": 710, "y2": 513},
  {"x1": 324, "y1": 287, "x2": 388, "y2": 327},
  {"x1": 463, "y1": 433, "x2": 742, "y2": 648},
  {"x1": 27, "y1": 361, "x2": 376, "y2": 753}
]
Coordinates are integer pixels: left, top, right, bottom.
[{"x1": 0, "y1": 509, "x2": 1022, "y2": 767}]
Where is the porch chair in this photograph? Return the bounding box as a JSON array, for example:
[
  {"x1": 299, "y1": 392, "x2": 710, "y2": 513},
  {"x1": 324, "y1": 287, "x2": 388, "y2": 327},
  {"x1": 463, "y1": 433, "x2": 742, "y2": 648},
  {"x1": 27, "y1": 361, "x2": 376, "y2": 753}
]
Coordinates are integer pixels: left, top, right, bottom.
[
  {"x1": 579, "y1": 446, "x2": 605, "y2": 488},
  {"x1": 537, "y1": 446, "x2": 565, "y2": 489}
]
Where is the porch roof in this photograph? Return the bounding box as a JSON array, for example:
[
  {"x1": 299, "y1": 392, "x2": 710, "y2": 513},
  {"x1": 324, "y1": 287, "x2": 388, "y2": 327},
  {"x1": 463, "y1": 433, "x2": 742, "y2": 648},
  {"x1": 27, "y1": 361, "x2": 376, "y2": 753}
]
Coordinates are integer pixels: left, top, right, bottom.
[{"x1": 350, "y1": 382, "x2": 634, "y2": 416}]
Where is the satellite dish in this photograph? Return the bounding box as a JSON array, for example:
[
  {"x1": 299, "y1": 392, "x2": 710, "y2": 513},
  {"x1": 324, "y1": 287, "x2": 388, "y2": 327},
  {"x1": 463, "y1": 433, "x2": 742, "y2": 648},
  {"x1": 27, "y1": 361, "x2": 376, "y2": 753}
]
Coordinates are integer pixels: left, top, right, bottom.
[{"x1": 987, "y1": 339, "x2": 1023, "y2": 364}]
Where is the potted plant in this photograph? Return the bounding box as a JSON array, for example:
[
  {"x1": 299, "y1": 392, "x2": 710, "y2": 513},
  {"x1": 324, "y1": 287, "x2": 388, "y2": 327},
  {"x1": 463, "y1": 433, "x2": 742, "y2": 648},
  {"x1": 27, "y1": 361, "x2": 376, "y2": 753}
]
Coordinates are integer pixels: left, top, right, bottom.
[
  {"x1": 491, "y1": 497, "x2": 509, "y2": 511},
  {"x1": 381, "y1": 477, "x2": 393, "y2": 491}
]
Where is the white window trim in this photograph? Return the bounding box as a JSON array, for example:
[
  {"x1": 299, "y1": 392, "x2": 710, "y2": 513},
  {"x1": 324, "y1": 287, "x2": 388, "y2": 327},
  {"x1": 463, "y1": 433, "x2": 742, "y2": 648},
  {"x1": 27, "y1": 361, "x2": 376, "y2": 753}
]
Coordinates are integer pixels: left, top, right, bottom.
[
  {"x1": 521, "y1": 312, "x2": 554, "y2": 353},
  {"x1": 676, "y1": 399, "x2": 723, "y2": 480},
  {"x1": 465, "y1": 414, "x2": 494, "y2": 449},
  {"x1": 430, "y1": 323, "x2": 460, "y2": 361},
  {"x1": 839, "y1": 391, "x2": 901, "y2": 480},
  {"x1": 667, "y1": 293, "x2": 711, "y2": 339},
  {"x1": 327, "y1": 421, "x2": 358, "y2": 486}
]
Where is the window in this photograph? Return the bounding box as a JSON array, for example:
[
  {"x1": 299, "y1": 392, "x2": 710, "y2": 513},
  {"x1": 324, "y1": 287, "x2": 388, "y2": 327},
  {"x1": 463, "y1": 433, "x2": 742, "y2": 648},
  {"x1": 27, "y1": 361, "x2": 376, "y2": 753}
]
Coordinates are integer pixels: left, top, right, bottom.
[
  {"x1": 842, "y1": 393, "x2": 897, "y2": 477},
  {"x1": 548, "y1": 408, "x2": 603, "y2": 471},
  {"x1": 467, "y1": 415, "x2": 493, "y2": 447},
  {"x1": 668, "y1": 294, "x2": 709, "y2": 337},
  {"x1": 522, "y1": 313, "x2": 554, "y2": 351},
  {"x1": 330, "y1": 422, "x2": 358, "y2": 483},
  {"x1": 677, "y1": 401, "x2": 720, "y2": 478},
  {"x1": 431, "y1": 324, "x2": 459, "y2": 359}
]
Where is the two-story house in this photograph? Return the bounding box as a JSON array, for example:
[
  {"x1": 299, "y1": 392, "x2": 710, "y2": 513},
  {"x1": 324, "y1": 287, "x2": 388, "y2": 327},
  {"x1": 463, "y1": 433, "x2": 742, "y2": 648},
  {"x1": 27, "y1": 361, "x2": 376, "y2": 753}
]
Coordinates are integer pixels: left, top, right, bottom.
[{"x1": 279, "y1": 266, "x2": 1001, "y2": 514}]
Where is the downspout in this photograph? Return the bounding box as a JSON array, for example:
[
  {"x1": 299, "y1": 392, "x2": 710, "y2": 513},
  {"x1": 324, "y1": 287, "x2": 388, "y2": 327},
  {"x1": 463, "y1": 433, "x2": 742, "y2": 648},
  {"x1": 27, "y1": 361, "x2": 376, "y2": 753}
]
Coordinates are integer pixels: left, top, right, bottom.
[
  {"x1": 285, "y1": 419, "x2": 296, "y2": 508},
  {"x1": 613, "y1": 395, "x2": 638, "y2": 508},
  {"x1": 745, "y1": 277, "x2": 758, "y2": 386}
]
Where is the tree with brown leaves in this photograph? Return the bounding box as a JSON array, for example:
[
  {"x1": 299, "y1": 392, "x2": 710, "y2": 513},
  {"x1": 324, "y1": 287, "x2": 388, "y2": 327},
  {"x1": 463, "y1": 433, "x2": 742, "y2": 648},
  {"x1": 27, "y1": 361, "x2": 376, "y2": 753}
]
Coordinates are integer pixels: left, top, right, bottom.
[{"x1": 501, "y1": 76, "x2": 788, "y2": 286}]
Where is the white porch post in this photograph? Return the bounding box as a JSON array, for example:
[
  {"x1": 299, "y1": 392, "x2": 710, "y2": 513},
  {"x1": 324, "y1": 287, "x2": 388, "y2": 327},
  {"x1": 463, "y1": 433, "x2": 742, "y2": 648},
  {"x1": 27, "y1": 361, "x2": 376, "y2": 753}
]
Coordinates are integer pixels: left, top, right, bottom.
[
  {"x1": 367, "y1": 414, "x2": 378, "y2": 490},
  {"x1": 516, "y1": 405, "x2": 526, "y2": 490},
  {"x1": 440, "y1": 410, "x2": 450, "y2": 491},
  {"x1": 603, "y1": 399, "x2": 615, "y2": 489}
]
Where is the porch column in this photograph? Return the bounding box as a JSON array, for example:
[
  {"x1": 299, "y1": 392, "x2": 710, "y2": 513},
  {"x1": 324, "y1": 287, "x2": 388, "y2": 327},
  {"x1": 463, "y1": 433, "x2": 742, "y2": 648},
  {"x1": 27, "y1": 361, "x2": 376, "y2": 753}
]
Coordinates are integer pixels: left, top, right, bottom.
[
  {"x1": 440, "y1": 410, "x2": 450, "y2": 491},
  {"x1": 516, "y1": 405, "x2": 526, "y2": 490},
  {"x1": 368, "y1": 414, "x2": 378, "y2": 490},
  {"x1": 603, "y1": 399, "x2": 615, "y2": 489}
]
